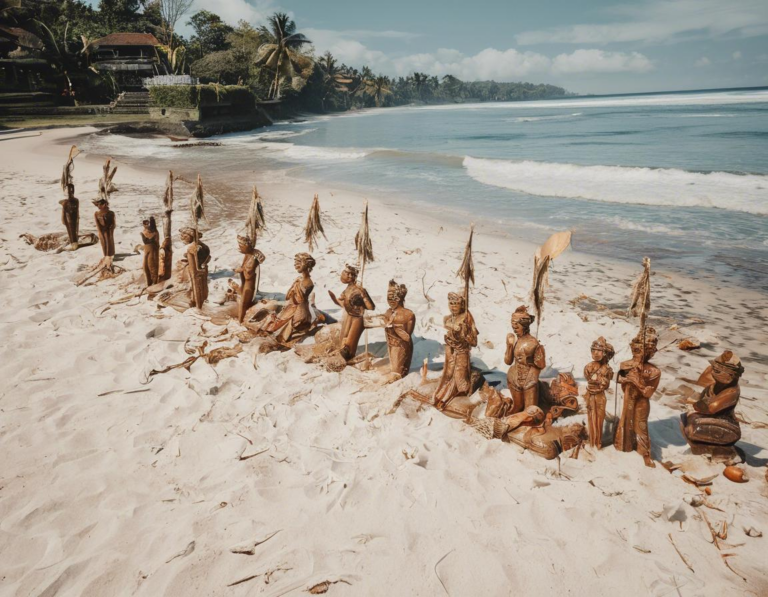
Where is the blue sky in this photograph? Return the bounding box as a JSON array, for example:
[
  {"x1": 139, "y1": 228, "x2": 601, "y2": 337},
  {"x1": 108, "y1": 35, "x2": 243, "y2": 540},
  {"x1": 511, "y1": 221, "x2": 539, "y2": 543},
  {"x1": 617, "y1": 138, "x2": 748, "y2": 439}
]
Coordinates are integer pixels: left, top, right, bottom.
[{"x1": 174, "y1": 0, "x2": 768, "y2": 93}]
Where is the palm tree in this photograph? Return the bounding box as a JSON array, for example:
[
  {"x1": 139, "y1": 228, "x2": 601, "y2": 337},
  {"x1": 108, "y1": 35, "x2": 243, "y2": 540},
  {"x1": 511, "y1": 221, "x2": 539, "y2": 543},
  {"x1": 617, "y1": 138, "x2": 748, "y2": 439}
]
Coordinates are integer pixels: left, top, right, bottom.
[
  {"x1": 317, "y1": 51, "x2": 353, "y2": 110},
  {"x1": 412, "y1": 72, "x2": 429, "y2": 101},
  {"x1": 355, "y1": 75, "x2": 391, "y2": 107},
  {"x1": 255, "y1": 12, "x2": 312, "y2": 100}
]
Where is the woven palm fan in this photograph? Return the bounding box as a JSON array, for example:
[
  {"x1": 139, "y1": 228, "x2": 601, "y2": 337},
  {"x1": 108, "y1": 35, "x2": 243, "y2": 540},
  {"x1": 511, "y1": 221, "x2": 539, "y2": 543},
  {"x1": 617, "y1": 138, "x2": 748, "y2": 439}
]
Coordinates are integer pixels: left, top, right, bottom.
[
  {"x1": 456, "y1": 224, "x2": 475, "y2": 308},
  {"x1": 245, "y1": 185, "x2": 267, "y2": 241},
  {"x1": 60, "y1": 145, "x2": 80, "y2": 195},
  {"x1": 355, "y1": 200, "x2": 374, "y2": 280},
  {"x1": 98, "y1": 158, "x2": 118, "y2": 202},
  {"x1": 304, "y1": 194, "x2": 326, "y2": 252},
  {"x1": 530, "y1": 230, "x2": 572, "y2": 333}
]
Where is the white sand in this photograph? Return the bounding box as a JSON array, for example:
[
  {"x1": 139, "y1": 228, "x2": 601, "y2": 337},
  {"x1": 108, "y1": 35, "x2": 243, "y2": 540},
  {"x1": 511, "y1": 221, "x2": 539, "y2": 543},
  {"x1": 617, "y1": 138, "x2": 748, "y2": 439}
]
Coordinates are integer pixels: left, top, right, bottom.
[{"x1": 1, "y1": 127, "x2": 767, "y2": 596}]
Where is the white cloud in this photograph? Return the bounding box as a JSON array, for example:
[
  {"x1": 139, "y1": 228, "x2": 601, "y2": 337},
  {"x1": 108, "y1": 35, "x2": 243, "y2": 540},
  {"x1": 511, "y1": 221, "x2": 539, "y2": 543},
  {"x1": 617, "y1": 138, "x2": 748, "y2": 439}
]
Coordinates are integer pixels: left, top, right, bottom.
[
  {"x1": 516, "y1": 0, "x2": 768, "y2": 45},
  {"x1": 732, "y1": 51, "x2": 742, "y2": 60},
  {"x1": 552, "y1": 49, "x2": 653, "y2": 74},
  {"x1": 307, "y1": 33, "x2": 654, "y2": 79},
  {"x1": 695, "y1": 57, "x2": 711, "y2": 67}
]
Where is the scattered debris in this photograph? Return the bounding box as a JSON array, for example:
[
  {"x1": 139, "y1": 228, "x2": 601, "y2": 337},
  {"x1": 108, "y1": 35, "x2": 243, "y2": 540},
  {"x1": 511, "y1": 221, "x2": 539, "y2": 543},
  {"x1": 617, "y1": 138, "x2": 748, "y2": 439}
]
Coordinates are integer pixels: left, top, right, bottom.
[
  {"x1": 723, "y1": 466, "x2": 748, "y2": 483},
  {"x1": 678, "y1": 338, "x2": 701, "y2": 351},
  {"x1": 165, "y1": 540, "x2": 195, "y2": 563},
  {"x1": 307, "y1": 579, "x2": 352, "y2": 594}
]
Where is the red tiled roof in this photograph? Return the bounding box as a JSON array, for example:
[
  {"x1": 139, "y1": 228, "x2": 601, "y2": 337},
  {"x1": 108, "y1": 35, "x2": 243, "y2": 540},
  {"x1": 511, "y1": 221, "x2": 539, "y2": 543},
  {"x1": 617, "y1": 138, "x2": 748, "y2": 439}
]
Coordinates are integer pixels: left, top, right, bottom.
[{"x1": 94, "y1": 33, "x2": 160, "y2": 47}]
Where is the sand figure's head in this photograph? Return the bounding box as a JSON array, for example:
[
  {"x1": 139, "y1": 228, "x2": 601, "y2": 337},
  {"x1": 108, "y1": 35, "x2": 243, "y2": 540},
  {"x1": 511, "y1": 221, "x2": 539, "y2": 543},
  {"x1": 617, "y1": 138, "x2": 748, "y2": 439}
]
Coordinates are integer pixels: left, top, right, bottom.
[
  {"x1": 448, "y1": 292, "x2": 466, "y2": 315},
  {"x1": 387, "y1": 280, "x2": 407, "y2": 309},
  {"x1": 341, "y1": 263, "x2": 358, "y2": 284},
  {"x1": 511, "y1": 305, "x2": 535, "y2": 336},
  {"x1": 294, "y1": 252, "x2": 316, "y2": 274},
  {"x1": 711, "y1": 350, "x2": 744, "y2": 385},
  {"x1": 591, "y1": 336, "x2": 615, "y2": 363}
]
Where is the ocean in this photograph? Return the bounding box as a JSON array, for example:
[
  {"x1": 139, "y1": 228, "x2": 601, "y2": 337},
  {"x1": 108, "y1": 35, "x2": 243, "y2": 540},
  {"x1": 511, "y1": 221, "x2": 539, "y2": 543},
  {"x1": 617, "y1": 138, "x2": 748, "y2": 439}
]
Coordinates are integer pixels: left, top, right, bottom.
[{"x1": 83, "y1": 88, "x2": 768, "y2": 292}]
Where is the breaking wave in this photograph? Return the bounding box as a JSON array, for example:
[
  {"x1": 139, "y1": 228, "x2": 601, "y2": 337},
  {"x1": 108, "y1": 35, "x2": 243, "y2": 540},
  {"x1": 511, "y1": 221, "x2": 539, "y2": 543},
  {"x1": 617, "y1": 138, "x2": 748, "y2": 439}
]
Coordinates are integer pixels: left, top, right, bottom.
[{"x1": 463, "y1": 157, "x2": 768, "y2": 215}]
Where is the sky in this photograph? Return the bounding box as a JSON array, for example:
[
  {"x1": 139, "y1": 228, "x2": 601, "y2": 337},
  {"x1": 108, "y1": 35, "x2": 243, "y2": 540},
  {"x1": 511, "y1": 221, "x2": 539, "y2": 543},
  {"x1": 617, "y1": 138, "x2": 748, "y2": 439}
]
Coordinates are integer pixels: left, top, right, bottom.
[{"x1": 173, "y1": 0, "x2": 768, "y2": 94}]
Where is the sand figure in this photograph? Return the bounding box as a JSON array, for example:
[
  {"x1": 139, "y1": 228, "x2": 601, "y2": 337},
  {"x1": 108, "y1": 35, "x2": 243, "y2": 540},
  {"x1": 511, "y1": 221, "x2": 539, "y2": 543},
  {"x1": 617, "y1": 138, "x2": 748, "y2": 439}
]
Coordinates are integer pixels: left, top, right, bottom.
[
  {"x1": 158, "y1": 171, "x2": 175, "y2": 282},
  {"x1": 433, "y1": 292, "x2": 479, "y2": 411},
  {"x1": 328, "y1": 264, "x2": 375, "y2": 360},
  {"x1": 231, "y1": 233, "x2": 266, "y2": 323},
  {"x1": 505, "y1": 306, "x2": 546, "y2": 414},
  {"x1": 251, "y1": 253, "x2": 316, "y2": 344},
  {"x1": 141, "y1": 217, "x2": 160, "y2": 286},
  {"x1": 614, "y1": 327, "x2": 660, "y2": 468},
  {"x1": 179, "y1": 227, "x2": 210, "y2": 309},
  {"x1": 60, "y1": 183, "x2": 79, "y2": 250},
  {"x1": 681, "y1": 351, "x2": 744, "y2": 461},
  {"x1": 93, "y1": 198, "x2": 116, "y2": 262},
  {"x1": 584, "y1": 337, "x2": 615, "y2": 449},
  {"x1": 383, "y1": 280, "x2": 415, "y2": 378}
]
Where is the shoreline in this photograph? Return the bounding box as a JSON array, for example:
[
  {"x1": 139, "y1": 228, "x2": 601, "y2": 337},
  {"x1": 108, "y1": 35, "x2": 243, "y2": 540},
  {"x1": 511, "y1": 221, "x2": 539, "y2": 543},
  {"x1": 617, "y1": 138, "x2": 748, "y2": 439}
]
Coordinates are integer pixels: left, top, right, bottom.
[{"x1": 2, "y1": 128, "x2": 767, "y2": 595}]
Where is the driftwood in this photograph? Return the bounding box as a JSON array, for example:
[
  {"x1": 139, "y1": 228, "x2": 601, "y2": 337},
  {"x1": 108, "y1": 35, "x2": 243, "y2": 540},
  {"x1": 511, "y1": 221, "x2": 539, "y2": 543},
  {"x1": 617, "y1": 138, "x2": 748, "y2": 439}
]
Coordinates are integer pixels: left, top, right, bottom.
[{"x1": 148, "y1": 342, "x2": 243, "y2": 377}]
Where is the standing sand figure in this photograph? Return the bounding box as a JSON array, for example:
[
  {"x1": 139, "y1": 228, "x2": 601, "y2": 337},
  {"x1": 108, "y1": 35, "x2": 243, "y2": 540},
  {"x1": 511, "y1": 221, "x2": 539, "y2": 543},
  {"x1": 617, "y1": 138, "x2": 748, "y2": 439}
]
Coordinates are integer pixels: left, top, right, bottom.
[
  {"x1": 433, "y1": 292, "x2": 478, "y2": 411},
  {"x1": 93, "y1": 198, "x2": 116, "y2": 265},
  {"x1": 614, "y1": 328, "x2": 660, "y2": 467},
  {"x1": 383, "y1": 280, "x2": 415, "y2": 378},
  {"x1": 141, "y1": 217, "x2": 160, "y2": 286},
  {"x1": 255, "y1": 253, "x2": 316, "y2": 343},
  {"x1": 179, "y1": 227, "x2": 210, "y2": 308},
  {"x1": 505, "y1": 306, "x2": 546, "y2": 414},
  {"x1": 60, "y1": 183, "x2": 79, "y2": 250},
  {"x1": 231, "y1": 233, "x2": 266, "y2": 322},
  {"x1": 329, "y1": 264, "x2": 375, "y2": 361},
  {"x1": 584, "y1": 336, "x2": 615, "y2": 449}
]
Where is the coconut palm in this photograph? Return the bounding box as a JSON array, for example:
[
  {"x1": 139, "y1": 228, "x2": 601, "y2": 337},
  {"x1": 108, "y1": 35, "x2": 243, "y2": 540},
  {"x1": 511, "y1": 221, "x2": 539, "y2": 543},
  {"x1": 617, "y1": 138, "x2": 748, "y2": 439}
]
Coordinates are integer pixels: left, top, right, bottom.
[
  {"x1": 255, "y1": 12, "x2": 312, "y2": 100},
  {"x1": 317, "y1": 51, "x2": 353, "y2": 109},
  {"x1": 355, "y1": 74, "x2": 391, "y2": 107}
]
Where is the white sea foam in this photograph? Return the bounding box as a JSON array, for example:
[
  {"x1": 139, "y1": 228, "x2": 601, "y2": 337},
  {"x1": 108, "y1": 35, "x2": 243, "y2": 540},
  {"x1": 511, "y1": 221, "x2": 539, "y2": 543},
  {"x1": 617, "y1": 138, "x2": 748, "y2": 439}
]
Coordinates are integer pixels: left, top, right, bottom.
[
  {"x1": 513, "y1": 113, "x2": 583, "y2": 122},
  {"x1": 255, "y1": 128, "x2": 317, "y2": 140},
  {"x1": 463, "y1": 157, "x2": 768, "y2": 215},
  {"x1": 275, "y1": 144, "x2": 369, "y2": 161},
  {"x1": 602, "y1": 216, "x2": 686, "y2": 236},
  {"x1": 416, "y1": 90, "x2": 768, "y2": 112}
]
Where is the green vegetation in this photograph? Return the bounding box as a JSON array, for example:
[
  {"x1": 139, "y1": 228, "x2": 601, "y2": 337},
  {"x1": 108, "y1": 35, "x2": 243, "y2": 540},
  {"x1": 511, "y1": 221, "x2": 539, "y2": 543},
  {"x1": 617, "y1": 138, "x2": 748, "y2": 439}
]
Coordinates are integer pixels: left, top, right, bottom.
[{"x1": 1, "y1": 1, "x2": 570, "y2": 114}]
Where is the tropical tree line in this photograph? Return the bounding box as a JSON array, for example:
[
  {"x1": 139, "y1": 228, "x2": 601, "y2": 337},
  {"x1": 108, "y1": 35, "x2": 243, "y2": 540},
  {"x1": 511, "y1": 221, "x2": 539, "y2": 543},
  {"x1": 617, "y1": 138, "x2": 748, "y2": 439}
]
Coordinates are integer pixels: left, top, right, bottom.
[{"x1": 1, "y1": 0, "x2": 570, "y2": 108}]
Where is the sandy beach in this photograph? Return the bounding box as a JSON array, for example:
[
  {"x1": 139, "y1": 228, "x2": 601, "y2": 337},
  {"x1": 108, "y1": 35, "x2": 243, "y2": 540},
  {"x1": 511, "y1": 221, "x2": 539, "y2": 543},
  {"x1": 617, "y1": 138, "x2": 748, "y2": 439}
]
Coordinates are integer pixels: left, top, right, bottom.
[{"x1": 1, "y1": 127, "x2": 767, "y2": 596}]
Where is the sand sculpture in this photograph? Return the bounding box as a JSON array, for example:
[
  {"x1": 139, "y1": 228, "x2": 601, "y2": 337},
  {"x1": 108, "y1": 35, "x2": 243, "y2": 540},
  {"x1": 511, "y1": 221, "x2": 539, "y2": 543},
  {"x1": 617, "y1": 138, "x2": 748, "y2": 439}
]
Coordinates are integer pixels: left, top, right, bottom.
[
  {"x1": 140, "y1": 217, "x2": 160, "y2": 286},
  {"x1": 584, "y1": 337, "x2": 615, "y2": 449}
]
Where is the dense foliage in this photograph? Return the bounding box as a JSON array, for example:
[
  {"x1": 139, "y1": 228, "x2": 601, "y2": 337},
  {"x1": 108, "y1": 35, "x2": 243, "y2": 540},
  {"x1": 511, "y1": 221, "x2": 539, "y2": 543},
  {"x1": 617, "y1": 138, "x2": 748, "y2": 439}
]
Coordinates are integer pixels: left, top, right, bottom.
[
  {"x1": 1, "y1": 1, "x2": 570, "y2": 109},
  {"x1": 149, "y1": 84, "x2": 254, "y2": 113}
]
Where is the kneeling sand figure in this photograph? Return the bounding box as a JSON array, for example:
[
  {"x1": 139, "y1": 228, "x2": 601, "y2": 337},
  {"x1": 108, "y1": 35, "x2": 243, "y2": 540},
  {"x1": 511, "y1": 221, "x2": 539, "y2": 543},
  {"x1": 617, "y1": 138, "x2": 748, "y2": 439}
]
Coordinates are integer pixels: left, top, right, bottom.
[
  {"x1": 230, "y1": 233, "x2": 266, "y2": 323},
  {"x1": 93, "y1": 197, "x2": 116, "y2": 267},
  {"x1": 140, "y1": 217, "x2": 160, "y2": 287},
  {"x1": 584, "y1": 337, "x2": 615, "y2": 449},
  {"x1": 383, "y1": 280, "x2": 415, "y2": 379},
  {"x1": 328, "y1": 264, "x2": 375, "y2": 361},
  {"x1": 433, "y1": 292, "x2": 479, "y2": 412},
  {"x1": 248, "y1": 253, "x2": 316, "y2": 344},
  {"x1": 681, "y1": 351, "x2": 744, "y2": 461},
  {"x1": 505, "y1": 306, "x2": 546, "y2": 414},
  {"x1": 60, "y1": 184, "x2": 79, "y2": 251}
]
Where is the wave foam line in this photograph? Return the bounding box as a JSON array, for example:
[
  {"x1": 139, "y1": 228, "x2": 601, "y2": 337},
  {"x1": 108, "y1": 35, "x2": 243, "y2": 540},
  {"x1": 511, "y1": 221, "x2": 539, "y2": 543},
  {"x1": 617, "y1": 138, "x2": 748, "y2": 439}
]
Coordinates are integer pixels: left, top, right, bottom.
[{"x1": 463, "y1": 157, "x2": 768, "y2": 215}]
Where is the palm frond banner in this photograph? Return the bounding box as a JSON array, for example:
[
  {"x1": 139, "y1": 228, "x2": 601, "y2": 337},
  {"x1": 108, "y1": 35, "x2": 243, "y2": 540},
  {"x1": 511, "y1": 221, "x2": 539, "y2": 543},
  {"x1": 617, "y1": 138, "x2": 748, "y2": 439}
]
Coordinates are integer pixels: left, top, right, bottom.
[
  {"x1": 245, "y1": 185, "x2": 267, "y2": 242},
  {"x1": 304, "y1": 194, "x2": 326, "y2": 252},
  {"x1": 355, "y1": 200, "x2": 374, "y2": 278},
  {"x1": 60, "y1": 145, "x2": 80, "y2": 195},
  {"x1": 628, "y1": 256, "x2": 652, "y2": 331},
  {"x1": 530, "y1": 230, "x2": 572, "y2": 327},
  {"x1": 98, "y1": 158, "x2": 118, "y2": 202},
  {"x1": 190, "y1": 174, "x2": 206, "y2": 226},
  {"x1": 456, "y1": 224, "x2": 475, "y2": 306}
]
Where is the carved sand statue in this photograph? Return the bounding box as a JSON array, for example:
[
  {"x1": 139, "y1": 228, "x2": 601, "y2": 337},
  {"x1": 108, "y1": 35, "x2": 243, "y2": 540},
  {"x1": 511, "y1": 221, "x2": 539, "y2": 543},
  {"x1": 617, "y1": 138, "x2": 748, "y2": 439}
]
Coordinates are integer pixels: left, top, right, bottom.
[
  {"x1": 93, "y1": 197, "x2": 116, "y2": 264},
  {"x1": 382, "y1": 280, "x2": 415, "y2": 378},
  {"x1": 158, "y1": 171, "x2": 175, "y2": 282},
  {"x1": 231, "y1": 235, "x2": 266, "y2": 323},
  {"x1": 246, "y1": 252, "x2": 321, "y2": 349},
  {"x1": 584, "y1": 337, "x2": 615, "y2": 449},
  {"x1": 60, "y1": 183, "x2": 80, "y2": 251},
  {"x1": 329, "y1": 264, "x2": 376, "y2": 360},
  {"x1": 180, "y1": 226, "x2": 210, "y2": 309},
  {"x1": 141, "y1": 217, "x2": 160, "y2": 286},
  {"x1": 505, "y1": 306, "x2": 546, "y2": 413},
  {"x1": 614, "y1": 258, "x2": 659, "y2": 468},
  {"x1": 398, "y1": 226, "x2": 483, "y2": 418},
  {"x1": 680, "y1": 351, "x2": 745, "y2": 461}
]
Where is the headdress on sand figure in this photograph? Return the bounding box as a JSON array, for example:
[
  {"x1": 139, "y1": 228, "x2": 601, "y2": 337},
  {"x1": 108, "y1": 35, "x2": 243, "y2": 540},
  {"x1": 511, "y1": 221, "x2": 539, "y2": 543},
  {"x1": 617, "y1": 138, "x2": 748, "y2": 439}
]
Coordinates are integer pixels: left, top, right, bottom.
[
  {"x1": 591, "y1": 336, "x2": 615, "y2": 360},
  {"x1": 631, "y1": 326, "x2": 657, "y2": 348},
  {"x1": 179, "y1": 226, "x2": 202, "y2": 239},
  {"x1": 295, "y1": 252, "x2": 316, "y2": 271},
  {"x1": 511, "y1": 305, "x2": 535, "y2": 327},
  {"x1": 343, "y1": 263, "x2": 359, "y2": 279},
  {"x1": 448, "y1": 292, "x2": 465, "y2": 308},
  {"x1": 388, "y1": 280, "x2": 408, "y2": 302},
  {"x1": 711, "y1": 350, "x2": 744, "y2": 375}
]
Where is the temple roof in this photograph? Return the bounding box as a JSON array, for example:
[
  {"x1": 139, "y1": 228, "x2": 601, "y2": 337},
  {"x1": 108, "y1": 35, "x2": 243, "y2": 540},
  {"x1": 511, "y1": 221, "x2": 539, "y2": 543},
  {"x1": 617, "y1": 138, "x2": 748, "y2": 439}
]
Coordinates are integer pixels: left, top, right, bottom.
[{"x1": 94, "y1": 33, "x2": 160, "y2": 47}]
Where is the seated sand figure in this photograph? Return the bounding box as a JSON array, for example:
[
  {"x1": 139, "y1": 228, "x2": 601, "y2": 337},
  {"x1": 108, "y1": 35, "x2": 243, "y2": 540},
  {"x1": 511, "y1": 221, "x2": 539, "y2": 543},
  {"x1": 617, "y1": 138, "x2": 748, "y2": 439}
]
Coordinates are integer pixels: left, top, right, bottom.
[
  {"x1": 93, "y1": 197, "x2": 116, "y2": 266},
  {"x1": 21, "y1": 232, "x2": 97, "y2": 253},
  {"x1": 680, "y1": 351, "x2": 745, "y2": 461},
  {"x1": 328, "y1": 264, "x2": 375, "y2": 361},
  {"x1": 505, "y1": 306, "x2": 546, "y2": 414},
  {"x1": 60, "y1": 183, "x2": 79, "y2": 250},
  {"x1": 229, "y1": 233, "x2": 266, "y2": 323},
  {"x1": 383, "y1": 280, "x2": 415, "y2": 378},
  {"x1": 246, "y1": 253, "x2": 317, "y2": 344},
  {"x1": 141, "y1": 217, "x2": 160, "y2": 286},
  {"x1": 433, "y1": 292, "x2": 480, "y2": 412},
  {"x1": 584, "y1": 337, "x2": 615, "y2": 449}
]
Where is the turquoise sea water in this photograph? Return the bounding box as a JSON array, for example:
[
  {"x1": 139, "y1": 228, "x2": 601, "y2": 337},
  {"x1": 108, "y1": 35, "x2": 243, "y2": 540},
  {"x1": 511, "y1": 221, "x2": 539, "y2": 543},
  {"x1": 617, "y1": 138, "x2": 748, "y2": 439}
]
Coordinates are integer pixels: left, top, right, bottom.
[{"x1": 85, "y1": 88, "x2": 768, "y2": 292}]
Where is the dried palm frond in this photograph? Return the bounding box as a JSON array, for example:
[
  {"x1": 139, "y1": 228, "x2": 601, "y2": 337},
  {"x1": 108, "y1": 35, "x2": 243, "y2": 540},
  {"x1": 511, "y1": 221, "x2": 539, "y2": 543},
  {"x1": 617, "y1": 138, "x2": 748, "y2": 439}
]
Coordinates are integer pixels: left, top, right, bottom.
[
  {"x1": 60, "y1": 145, "x2": 80, "y2": 195},
  {"x1": 304, "y1": 194, "x2": 326, "y2": 251},
  {"x1": 190, "y1": 174, "x2": 206, "y2": 224},
  {"x1": 530, "y1": 230, "x2": 572, "y2": 326},
  {"x1": 628, "y1": 256, "x2": 651, "y2": 329},
  {"x1": 98, "y1": 158, "x2": 118, "y2": 201},
  {"x1": 456, "y1": 224, "x2": 475, "y2": 305},
  {"x1": 355, "y1": 200, "x2": 374, "y2": 273},
  {"x1": 245, "y1": 185, "x2": 266, "y2": 241}
]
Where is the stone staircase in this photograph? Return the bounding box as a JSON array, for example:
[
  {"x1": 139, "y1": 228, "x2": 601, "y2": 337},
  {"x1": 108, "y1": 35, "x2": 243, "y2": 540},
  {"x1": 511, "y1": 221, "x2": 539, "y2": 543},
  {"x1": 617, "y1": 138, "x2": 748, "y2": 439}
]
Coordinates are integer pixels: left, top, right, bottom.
[{"x1": 110, "y1": 91, "x2": 150, "y2": 114}]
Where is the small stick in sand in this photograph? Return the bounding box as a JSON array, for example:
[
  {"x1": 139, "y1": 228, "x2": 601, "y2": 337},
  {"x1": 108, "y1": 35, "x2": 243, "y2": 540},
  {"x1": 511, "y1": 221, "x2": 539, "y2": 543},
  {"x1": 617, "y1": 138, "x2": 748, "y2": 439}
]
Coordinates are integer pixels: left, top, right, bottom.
[{"x1": 667, "y1": 533, "x2": 695, "y2": 573}]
